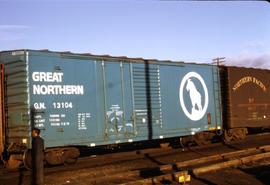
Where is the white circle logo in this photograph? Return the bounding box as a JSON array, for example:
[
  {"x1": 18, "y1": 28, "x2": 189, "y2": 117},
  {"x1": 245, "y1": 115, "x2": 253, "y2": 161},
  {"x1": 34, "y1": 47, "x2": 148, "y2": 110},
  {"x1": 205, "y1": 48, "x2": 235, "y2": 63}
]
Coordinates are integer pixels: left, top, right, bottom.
[{"x1": 179, "y1": 72, "x2": 209, "y2": 121}]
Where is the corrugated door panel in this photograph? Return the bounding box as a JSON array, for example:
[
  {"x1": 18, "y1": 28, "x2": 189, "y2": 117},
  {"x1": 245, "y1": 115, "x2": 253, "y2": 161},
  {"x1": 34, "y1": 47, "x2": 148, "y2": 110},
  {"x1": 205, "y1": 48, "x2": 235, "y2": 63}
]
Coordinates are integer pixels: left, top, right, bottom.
[
  {"x1": 133, "y1": 64, "x2": 162, "y2": 126},
  {"x1": 5, "y1": 60, "x2": 30, "y2": 144}
]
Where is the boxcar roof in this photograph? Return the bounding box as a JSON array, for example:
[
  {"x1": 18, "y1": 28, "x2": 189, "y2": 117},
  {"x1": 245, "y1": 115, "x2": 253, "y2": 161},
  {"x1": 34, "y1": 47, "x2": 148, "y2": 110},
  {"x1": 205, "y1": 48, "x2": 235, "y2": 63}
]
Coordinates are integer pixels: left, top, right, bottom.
[{"x1": 0, "y1": 49, "x2": 213, "y2": 67}]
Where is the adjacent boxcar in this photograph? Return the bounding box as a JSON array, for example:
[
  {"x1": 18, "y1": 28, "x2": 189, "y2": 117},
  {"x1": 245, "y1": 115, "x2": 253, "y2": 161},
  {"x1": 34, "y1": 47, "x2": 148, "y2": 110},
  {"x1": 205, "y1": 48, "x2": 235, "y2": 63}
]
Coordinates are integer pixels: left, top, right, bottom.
[
  {"x1": 220, "y1": 66, "x2": 270, "y2": 141},
  {"x1": 0, "y1": 50, "x2": 222, "y2": 167}
]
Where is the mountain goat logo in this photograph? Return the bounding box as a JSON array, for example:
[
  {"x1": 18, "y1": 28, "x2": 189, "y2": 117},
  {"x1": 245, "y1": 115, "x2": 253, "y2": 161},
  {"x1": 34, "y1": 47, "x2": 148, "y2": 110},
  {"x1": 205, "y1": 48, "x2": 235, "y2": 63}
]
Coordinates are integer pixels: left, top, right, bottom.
[
  {"x1": 179, "y1": 72, "x2": 209, "y2": 121},
  {"x1": 186, "y1": 79, "x2": 203, "y2": 112}
]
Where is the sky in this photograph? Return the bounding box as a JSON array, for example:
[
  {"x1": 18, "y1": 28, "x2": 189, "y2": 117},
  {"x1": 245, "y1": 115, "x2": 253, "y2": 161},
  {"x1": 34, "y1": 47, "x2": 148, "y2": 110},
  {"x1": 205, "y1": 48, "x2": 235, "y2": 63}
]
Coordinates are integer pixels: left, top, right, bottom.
[{"x1": 0, "y1": 0, "x2": 270, "y2": 68}]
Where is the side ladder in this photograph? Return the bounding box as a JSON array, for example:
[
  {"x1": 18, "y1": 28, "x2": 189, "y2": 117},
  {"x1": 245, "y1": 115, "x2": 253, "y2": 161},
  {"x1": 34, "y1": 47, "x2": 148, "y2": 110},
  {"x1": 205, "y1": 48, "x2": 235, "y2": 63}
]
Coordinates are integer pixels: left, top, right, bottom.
[
  {"x1": 0, "y1": 64, "x2": 5, "y2": 160},
  {"x1": 212, "y1": 65, "x2": 222, "y2": 130}
]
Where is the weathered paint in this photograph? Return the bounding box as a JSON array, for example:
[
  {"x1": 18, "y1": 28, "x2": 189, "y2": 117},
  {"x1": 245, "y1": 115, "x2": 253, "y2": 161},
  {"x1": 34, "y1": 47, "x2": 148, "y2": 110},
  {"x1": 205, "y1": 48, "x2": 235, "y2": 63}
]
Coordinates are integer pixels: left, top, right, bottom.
[
  {"x1": 0, "y1": 50, "x2": 30, "y2": 148},
  {"x1": 0, "y1": 64, "x2": 5, "y2": 156},
  {"x1": 221, "y1": 66, "x2": 270, "y2": 128},
  {"x1": 159, "y1": 63, "x2": 222, "y2": 137},
  {"x1": 0, "y1": 50, "x2": 222, "y2": 149}
]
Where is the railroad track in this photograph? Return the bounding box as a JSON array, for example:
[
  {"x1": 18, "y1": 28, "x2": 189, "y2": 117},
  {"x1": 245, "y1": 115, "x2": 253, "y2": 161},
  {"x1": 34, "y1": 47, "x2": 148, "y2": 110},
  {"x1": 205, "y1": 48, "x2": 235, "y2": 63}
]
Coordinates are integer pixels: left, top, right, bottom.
[
  {"x1": 0, "y1": 140, "x2": 216, "y2": 176},
  {"x1": 88, "y1": 145, "x2": 270, "y2": 185},
  {"x1": 1, "y1": 133, "x2": 270, "y2": 185},
  {"x1": 30, "y1": 133, "x2": 270, "y2": 175}
]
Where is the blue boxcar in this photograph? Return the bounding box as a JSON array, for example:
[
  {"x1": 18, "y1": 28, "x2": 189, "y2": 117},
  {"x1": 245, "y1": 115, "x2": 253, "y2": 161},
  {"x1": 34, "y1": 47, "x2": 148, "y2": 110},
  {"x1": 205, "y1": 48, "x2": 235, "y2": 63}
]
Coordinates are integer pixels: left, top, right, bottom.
[{"x1": 0, "y1": 50, "x2": 222, "y2": 151}]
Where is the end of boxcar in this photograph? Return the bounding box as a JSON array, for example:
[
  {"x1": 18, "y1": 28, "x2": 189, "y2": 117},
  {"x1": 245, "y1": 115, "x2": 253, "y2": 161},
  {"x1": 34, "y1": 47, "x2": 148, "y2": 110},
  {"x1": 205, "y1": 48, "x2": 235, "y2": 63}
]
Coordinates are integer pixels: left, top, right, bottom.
[{"x1": 219, "y1": 66, "x2": 270, "y2": 143}]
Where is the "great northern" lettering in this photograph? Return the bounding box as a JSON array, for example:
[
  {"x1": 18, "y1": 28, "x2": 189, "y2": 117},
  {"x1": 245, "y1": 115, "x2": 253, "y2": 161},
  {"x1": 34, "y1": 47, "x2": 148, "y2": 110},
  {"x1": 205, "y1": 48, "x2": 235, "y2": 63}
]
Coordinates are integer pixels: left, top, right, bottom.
[
  {"x1": 32, "y1": 72, "x2": 63, "y2": 82},
  {"x1": 32, "y1": 71, "x2": 84, "y2": 95}
]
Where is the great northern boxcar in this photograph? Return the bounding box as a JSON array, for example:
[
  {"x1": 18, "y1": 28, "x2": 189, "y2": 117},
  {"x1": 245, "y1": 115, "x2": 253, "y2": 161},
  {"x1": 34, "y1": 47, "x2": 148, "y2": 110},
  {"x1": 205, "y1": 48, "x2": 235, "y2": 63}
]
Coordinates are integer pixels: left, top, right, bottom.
[
  {"x1": 220, "y1": 66, "x2": 270, "y2": 142},
  {"x1": 0, "y1": 50, "x2": 222, "y2": 168}
]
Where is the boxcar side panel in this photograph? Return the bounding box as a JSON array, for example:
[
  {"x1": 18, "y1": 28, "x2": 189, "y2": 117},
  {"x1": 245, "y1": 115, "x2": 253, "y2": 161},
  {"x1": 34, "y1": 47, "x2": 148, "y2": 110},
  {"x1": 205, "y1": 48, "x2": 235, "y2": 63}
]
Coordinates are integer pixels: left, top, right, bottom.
[
  {"x1": 1, "y1": 50, "x2": 223, "y2": 149},
  {"x1": 29, "y1": 52, "x2": 100, "y2": 147},
  {"x1": 159, "y1": 64, "x2": 222, "y2": 137},
  {"x1": 101, "y1": 61, "x2": 134, "y2": 141}
]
